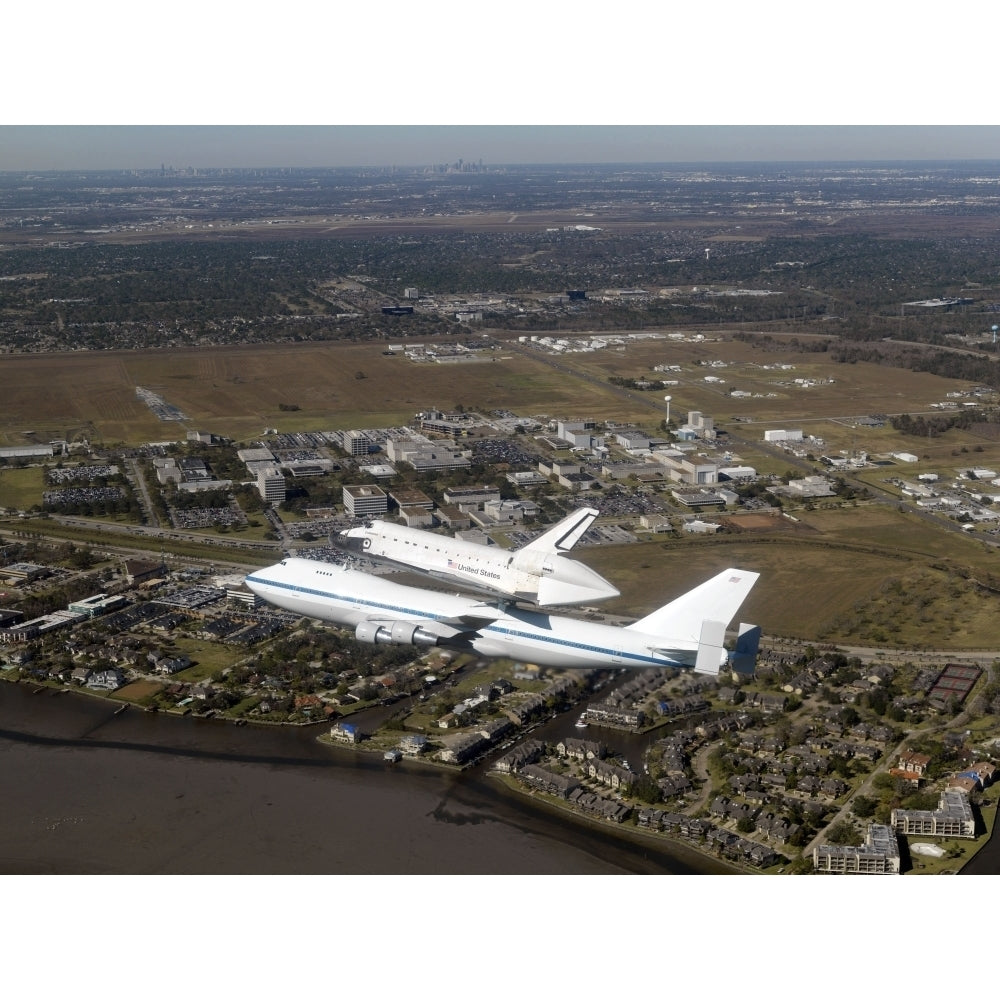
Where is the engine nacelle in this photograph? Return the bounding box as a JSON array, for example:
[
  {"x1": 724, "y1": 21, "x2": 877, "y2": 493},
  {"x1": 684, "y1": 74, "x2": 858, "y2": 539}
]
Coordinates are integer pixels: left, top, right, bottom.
[{"x1": 355, "y1": 620, "x2": 440, "y2": 647}]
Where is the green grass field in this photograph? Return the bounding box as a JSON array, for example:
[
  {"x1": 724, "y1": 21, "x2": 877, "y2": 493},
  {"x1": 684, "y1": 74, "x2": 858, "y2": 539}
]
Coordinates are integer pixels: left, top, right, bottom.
[{"x1": 0, "y1": 466, "x2": 44, "y2": 510}]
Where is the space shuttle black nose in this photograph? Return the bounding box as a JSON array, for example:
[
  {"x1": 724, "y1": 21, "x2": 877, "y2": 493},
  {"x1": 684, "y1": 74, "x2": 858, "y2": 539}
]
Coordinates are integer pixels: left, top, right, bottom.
[{"x1": 332, "y1": 532, "x2": 366, "y2": 553}]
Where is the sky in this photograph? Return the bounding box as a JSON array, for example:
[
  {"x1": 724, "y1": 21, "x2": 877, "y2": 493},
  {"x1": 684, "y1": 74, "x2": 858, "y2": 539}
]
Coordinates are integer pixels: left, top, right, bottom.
[
  {"x1": 2, "y1": 126, "x2": 1000, "y2": 171},
  {"x1": 3, "y1": 1, "x2": 998, "y2": 170}
]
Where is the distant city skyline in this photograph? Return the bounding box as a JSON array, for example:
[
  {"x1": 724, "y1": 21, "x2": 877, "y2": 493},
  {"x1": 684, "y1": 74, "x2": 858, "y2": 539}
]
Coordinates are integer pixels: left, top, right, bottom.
[{"x1": 2, "y1": 126, "x2": 1000, "y2": 172}]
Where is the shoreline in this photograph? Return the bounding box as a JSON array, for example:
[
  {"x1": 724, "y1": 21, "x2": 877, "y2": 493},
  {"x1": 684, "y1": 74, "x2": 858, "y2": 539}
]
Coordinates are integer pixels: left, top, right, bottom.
[
  {"x1": 0, "y1": 679, "x2": 723, "y2": 875},
  {"x1": 5, "y1": 671, "x2": 998, "y2": 876}
]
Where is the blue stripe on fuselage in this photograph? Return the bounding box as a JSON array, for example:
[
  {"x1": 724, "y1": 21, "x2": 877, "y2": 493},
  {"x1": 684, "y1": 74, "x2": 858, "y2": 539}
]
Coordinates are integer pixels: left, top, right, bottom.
[{"x1": 245, "y1": 573, "x2": 681, "y2": 667}]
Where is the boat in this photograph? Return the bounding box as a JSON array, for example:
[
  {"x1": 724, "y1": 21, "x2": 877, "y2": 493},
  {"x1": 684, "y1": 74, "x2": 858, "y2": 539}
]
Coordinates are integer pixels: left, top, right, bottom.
[{"x1": 575, "y1": 713, "x2": 589, "y2": 729}]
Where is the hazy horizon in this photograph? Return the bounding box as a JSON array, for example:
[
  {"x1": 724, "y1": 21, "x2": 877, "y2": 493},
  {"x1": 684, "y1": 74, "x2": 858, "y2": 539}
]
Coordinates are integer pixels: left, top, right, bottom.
[{"x1": 2, "y1": 126, "x2": 1000, "y2": 172}]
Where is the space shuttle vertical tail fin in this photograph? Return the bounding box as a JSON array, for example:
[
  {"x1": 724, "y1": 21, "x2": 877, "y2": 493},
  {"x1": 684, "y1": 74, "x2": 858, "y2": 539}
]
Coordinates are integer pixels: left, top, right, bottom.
[{"x1": 519, "y1": 507, "x2": 599, "y2": 554}]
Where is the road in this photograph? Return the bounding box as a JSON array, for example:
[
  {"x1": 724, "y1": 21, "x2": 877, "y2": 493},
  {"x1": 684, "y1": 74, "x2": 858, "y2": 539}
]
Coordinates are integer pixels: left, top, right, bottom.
[{"x1": 125, "y1": 457, "x2": 160, "y2": 529}]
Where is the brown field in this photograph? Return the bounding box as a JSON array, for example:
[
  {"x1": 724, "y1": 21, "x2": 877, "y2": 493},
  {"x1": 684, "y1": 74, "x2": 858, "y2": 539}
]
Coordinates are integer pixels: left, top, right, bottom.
[
  {"x1": 579, "y1": 503, "x2": 1000, "y2": 649},
  {"x1": 113, "y1": 680, "x2": 163, "y2": 702},
  {"x1": 1, "y1": 332, "x2": 992, "y2": 452},
  {"x1": 563, "y1": 335, "x2": 981, "y2": 426},
  {"x1": 0, "y1": 341, "x2": 653, "y2": 447}
]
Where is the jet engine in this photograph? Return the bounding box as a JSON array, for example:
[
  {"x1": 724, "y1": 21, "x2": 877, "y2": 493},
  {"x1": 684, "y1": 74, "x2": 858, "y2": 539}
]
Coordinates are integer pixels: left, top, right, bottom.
[{"x1": 355, "y1": 620, "x2": 441, "y2": 647}]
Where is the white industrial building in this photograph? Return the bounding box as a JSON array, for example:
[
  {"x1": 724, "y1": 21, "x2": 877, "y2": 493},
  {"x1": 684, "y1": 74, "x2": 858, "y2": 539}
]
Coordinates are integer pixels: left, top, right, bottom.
[
  {"x1": 719, "y1": 466, "x2": 756, "y2": 481},
  {"x1": 343, "y1": 484, "x2": 388, "y2": 519},
  {"x1": 764, "y1": 429, "x2": 804, "y2": 443},
  {"x1": 614, "y1": 430, "x2": 650, "y2": 453},
  {"x1": 344, "y1": 430, "x2": 372, "y2": 457},
  {"x1": 257, "y1": 468, "x2": 286, "y2": 504},
  {"x1": 682, "y1": 411, "x2": 716, "y2": 440}
]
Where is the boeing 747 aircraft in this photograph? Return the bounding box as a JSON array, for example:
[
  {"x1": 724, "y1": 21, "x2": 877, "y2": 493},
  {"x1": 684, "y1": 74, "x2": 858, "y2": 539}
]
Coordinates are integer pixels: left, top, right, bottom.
[
  {"x1": 245, "y1": 558, "x2": 761, "y2": 674},
  {"x1": 337, "y1": 506, "x2": 619, "y2": 607}
]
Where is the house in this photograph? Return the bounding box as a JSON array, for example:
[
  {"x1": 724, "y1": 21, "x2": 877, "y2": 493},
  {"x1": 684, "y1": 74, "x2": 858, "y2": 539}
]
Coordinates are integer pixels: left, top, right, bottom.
[
  {"x1": 518, "y1": 764, "x2": 580, "y2": 799},
  {"x1": 556, "y1": 737, "x2": 605, "y2": 761},
  {"x1": 493, "y1": 740, "x2": 545, "y2": 774},
  {"x1": 151, "y1": 654, "x2": 192, "y2": 675},
  {"x1": 86, "y1": 668, "x2": 124, "y2": 691},
  {"x1": 398, "y1": 734, "x2": 428, "y2": 756},
  {"x1": 889, "y1": 750, "x2": 932, "y2": 785},
  {"x1": 330, "y1": 722, "x2": 360, "y2": 744},
  {"x1": 587, "y1": 759, "x2": 634, "y2": 793}
]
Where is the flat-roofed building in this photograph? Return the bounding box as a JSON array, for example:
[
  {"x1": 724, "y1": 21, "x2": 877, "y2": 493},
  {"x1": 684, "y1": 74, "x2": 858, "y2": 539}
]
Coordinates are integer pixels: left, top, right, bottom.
[
  {"x1": 603, "y1": 461, "x2": 656, "y2": 480},
  {"x1": 891, "y1": 788, "x2": 976, "y2": 839},
  {"x1": 284, "y1": 462, "x2": 328, "y2": 478},
  {"x1": 442, "y1": 486, "x2": 500, "y2": 510},
  {"x1": 417, "y1": 410, "x2": 480, "y2": 437},
  {"x1": 237, "y1": 447, "x2": 276, "y2": 464},
  {"x1": 682, "y1": 519, "x2": 720, "y2": 534},
  {"x1": 357, "y1": 463, "x2": 397, "y2": 479},
  {"x1": 649, "y1": 452, "x2": 719, "y2": 484},
  {"x1": 343, "y1": 430, "x2": 369, "y2": 457},
  {"x1": 343, "y1": 484, "x2": 388, "y2": 519},
  {"x1": 388, "y1": 488, "x2": 434, "y2": 511},
  {"x1": 67, "y1": 594, "x2": 127, "y2": 618},
  {"x1": 227, "y1": 584, "x2": 263, "y2": 608},
  {"x1": 481, "y1": 498, "x2": 538, "y2": 524},
  {"x1": 813, "y1": 824, "x2": 900, "y2": 874},
  {"x1": 435, "y1": 505, "x2": 472, "y2": 530},
  {"x1": 614, "y1": 430, "x2": 650, "y2": 452},
  {"x1": 640, "y1": 514, "x2": 673, "y2": 532},
  {"x1": 671, "y1": 488, "x2": 727, "y2": 508},
  {"x1": 685, "y1": 411, "x2": 716, "y2": 439},
  {"x1": 719, "y1": 466, "x2": 756, "y2": 481},
  {"x1": 398, "y1": 507, "x2": 434, "y2": 528},
  {"x1": 1, "y1": 562, "x2": 49, "y2": 583},
  {"x1": 258, "y1": 468, "x2": 287, "y2": 504},
  {"x1": 122, "y1": 559, "x2": 167, "y2": 586},
  {"x1": 0, "y1": 444, "x2": 54, "y2": 459},
  {"x1": 506, "y1": 470, "x2": 548, "y2": 486},
  {"x1": 764, "y1": 428, "x2": 803, "y2": 443},
  {"x1": 787, "y1": 476, "x2": 836, "y2": 497}
]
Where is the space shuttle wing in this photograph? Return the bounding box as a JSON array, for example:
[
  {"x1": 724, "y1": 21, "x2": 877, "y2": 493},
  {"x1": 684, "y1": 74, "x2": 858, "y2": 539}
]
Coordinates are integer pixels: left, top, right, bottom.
[{"x1": 519, "y1": 507, "x2": 599, "y2": 554}]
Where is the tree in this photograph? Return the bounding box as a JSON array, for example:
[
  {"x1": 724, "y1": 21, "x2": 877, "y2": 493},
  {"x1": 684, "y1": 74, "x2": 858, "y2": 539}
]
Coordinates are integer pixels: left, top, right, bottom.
[
  {"x1": 826, "y1": 820, "x2": 861, "y2": 846},
  {"x1": 851, "y1": 794, "x2": 877, "y2": 819},
  {"x1": 629, "y1": 775, "x2": 662, "y2": 804}
]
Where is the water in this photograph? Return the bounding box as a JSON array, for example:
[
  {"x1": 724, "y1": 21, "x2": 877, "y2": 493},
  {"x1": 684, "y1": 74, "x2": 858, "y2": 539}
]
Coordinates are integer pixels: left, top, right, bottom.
[{"x1": 0, "y1": 684, "x2": 731, "y2": 875}]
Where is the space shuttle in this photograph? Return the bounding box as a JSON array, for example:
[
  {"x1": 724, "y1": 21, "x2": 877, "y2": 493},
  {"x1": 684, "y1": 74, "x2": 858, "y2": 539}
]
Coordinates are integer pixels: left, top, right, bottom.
[{"x1": 337, "y1": 506, "x2": 621, "y2": 607}]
